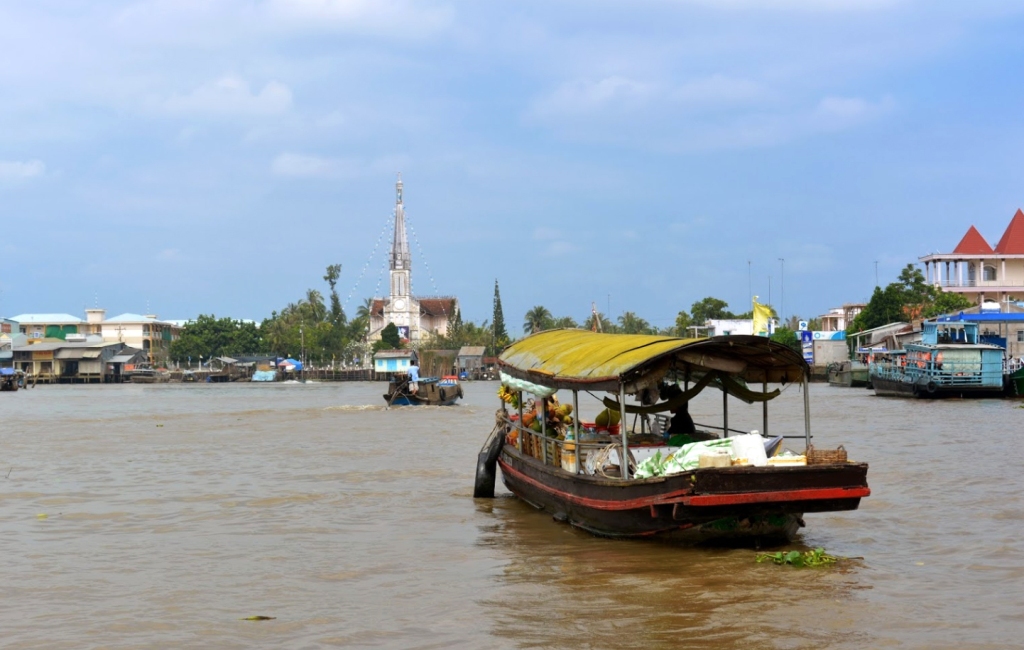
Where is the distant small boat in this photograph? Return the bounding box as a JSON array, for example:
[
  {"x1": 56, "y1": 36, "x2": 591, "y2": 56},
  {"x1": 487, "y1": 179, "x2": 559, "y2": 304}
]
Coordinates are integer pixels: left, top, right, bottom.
[
  {"x1": 826, "y1": 360, "x2": 869, "y2": 388},
  {"x1": 384, "y1": 374, "x2": 463, "y2": 406},
  {"x1": 1, "y1": 368, "x2": 25, "y2": 392}
]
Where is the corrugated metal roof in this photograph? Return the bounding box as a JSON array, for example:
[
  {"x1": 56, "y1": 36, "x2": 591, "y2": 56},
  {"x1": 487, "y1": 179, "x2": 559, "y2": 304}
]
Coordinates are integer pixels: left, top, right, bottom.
[
  {"x1": 374, "y1": 349, "x2": 416, "y2": 359},
  {"x1": 10, "y1": 313, "x2": 84, "y2": 324},
  {"x1": 499, "y1": 330, "x2": 807, "y2": 390},
  {"x1": 458, "y1": 346, "x2": 486, "y2": 357},
  {"x1": 110, "y1": 354, "x2": 138, "y2": 363},
  {"x1": 55, "y1": 348, "x2": 88, "y2": 359}
]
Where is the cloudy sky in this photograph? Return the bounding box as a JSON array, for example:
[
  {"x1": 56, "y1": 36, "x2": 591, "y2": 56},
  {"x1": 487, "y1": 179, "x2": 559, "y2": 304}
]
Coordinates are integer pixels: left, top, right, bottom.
[{"x1": 3, "y1": 1, "x2": 1024, "y2": 329}]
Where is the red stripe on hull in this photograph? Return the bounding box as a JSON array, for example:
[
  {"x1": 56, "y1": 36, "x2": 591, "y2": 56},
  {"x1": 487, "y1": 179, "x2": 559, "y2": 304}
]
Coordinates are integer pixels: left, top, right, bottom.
[
  {"x1": 681, "y1": 486, "x2": 870, "y2": 506},
  {"x1": 498, "y1": 458, "x2": 868, "y2": 511}
]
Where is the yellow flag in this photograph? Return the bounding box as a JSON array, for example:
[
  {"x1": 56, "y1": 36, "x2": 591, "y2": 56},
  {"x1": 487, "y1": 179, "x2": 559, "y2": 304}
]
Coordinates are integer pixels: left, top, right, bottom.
[{"x1": 752, "y1": 297, "x2": 771, "y2": 336}]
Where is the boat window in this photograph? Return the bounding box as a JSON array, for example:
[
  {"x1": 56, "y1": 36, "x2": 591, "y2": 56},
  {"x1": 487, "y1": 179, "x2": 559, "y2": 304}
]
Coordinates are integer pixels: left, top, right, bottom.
[{"x1": 983, "y1": 265, "x2": 997, "y2": 282}]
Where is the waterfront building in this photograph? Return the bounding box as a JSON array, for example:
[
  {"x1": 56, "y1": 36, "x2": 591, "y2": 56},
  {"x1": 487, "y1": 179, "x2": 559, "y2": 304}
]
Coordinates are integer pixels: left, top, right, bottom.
[
  {"x1": 919, "y1": 209, "x2": 1024, "y2": 306},
  {"x1": 369, "y1": 175, "x2": 459, "y2": 345},
  {"x1": 818, "y1": 304, "x2": 866, "y2": 332},
  {"x1": 11, "y1": 309, "x2": 182, "y2": 365},
  {"x1": 11, "y1": 340, "x2": 142, "y2": 383},
  {"x1": 373, "y1": 348, "x2": 417, "y2": 376},
  {"x1": 9, "y1": 313, "x2": 85, "y2": 341}
]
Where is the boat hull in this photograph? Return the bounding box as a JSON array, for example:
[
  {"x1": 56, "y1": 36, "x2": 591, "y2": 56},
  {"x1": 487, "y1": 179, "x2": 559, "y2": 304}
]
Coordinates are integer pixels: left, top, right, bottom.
[
  {"x1": 497, "y1": 445, "x2": 869, "y2": 543},
  {"x1": 871, "y1": 374, "x2": 1005, "y2": 399}
]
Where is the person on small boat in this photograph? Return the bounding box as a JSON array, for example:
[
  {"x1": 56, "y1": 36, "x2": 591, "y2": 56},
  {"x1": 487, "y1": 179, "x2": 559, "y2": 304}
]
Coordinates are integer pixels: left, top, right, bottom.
[{"x1": 408, "y1": 361, "x2": 420, "y2": 395}]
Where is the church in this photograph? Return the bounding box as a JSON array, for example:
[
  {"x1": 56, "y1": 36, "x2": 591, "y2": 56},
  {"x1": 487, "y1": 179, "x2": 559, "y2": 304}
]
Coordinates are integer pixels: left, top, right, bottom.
[{"x1": 369, "y1": 175, "x2": 459, "y2": 345}]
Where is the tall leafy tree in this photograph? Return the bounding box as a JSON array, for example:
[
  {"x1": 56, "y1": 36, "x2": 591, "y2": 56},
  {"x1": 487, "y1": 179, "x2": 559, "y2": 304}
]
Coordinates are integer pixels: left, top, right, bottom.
[
  {"x1": 552, "y1": 316, "x2": 578, "y2": 329},
  {"x1": 492, "y1": 280, "x2": 509, "y2": 350},
  {"x1": 673, "y1": 310, "x2": 692, "y2": 337},
  {"x1": 323, "y1": 264, "x2": 345, "y2": 325},
  {"x1": 690, "y1": 297, "x2": 736, "y2": 323},
  {"x1": 170, "y1": 315, "x2": 265, "y2": 362}
]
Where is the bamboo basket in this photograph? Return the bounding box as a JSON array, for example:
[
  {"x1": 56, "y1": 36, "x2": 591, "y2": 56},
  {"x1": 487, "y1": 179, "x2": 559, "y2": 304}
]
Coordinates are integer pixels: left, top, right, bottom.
[{"x1": 806, "y1": 444, "x2": 848, "y2": 465}]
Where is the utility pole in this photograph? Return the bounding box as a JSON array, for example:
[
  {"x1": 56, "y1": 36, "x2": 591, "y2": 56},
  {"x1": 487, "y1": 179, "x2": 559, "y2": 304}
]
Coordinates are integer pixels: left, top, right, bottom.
[{"x1": 778, "y1": 258, "x2": 785, "y2": 323}]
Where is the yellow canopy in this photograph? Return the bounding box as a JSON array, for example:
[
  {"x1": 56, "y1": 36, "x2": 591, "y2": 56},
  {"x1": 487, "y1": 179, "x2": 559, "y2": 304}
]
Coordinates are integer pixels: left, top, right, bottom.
[{"x1": 498, "y1": 330, "x2": 807, "y2": 392}]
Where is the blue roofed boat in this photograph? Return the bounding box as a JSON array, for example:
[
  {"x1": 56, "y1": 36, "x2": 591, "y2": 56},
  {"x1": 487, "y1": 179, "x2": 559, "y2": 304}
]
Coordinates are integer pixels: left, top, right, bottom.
[{"x1": 869, "y1": 320, "x2": 1005, "y2": 398}]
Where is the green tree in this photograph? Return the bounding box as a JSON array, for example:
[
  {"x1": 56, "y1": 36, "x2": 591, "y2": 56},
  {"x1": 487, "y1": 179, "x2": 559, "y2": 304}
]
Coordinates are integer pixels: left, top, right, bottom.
[
  {"x1": 690, "y1": 297, "x2": 736, "y2": 323},
  {"x1": 553, "y1": 316, "x2": 578, "y2": 329},
  {"x1": 492, "y1": 280, "x2": 509, "y2": 350},
  {"x1": 373, "y1": 322, "x2": 402, "y2": 353},
  {"x1": 523, "y1": 305, "x2": 554, "y2": 334},
  {"x1": 672, "y1": 310, "x2": 693, "y2": 337},
  {"x1": 323, "y1": 264, "x2": 345, "y2": 325},
  {"x1": 769, "y1": 326, "x2": 801, "y2": 352},
  {"x1": 170, "y1": 315, "x2": 265, "y2": 362}
]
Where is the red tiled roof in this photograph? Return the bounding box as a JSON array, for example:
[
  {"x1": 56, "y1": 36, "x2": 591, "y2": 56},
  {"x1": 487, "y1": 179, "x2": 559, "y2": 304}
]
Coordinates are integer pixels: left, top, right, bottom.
[
  {"x1": 952, "y1": 225, "x2": 993, "y2": 255},
  {"x1": 418, "y1": 297, "x2": 456, "y2": 317},
  {"x1": 371, "y1": 299, "x2": 386, "y2": 316},
  {"x1": 994, "y1": 209, "x2": 1024, "y2": 254}
]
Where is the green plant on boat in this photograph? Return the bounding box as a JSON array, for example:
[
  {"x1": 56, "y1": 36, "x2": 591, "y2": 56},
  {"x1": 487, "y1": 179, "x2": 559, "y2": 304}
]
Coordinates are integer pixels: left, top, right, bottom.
[{"x1": 756, "y1": 547, "x2": 840, "y2": 568}]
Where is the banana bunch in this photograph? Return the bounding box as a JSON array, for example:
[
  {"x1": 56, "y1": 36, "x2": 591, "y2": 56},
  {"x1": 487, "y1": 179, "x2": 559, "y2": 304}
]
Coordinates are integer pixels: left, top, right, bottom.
[{"x1": 497, "y1": 385, "x2": 521, "y2": 408}]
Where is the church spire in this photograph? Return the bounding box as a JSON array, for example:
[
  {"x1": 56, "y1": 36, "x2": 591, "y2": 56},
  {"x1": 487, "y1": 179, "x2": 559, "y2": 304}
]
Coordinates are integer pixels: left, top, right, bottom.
[{"x1": 390, "y1": 173, "x2": 411, "y2": 272}]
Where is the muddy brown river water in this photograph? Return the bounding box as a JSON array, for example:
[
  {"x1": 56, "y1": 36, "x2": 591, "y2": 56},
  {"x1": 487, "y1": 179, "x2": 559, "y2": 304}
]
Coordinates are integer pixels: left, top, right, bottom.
[{"x1": 2, "y1": 381, "x2": 1023, "y2": 649}]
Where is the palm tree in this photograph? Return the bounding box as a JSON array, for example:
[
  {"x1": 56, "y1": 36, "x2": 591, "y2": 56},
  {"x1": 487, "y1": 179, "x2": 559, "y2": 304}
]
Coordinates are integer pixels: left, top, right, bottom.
[
  {"x1": 553, "y1": 316, "x2": 578, "y2": 329},
  {"x1": 618, "y1": 311, "x2": 652, "y2": 334},
  {"x1": 306, "y1": 289, "x2": 326, "y2": 322},
  {"x1": 523, "y1": 306, "x2": 553, "y2": 334}
]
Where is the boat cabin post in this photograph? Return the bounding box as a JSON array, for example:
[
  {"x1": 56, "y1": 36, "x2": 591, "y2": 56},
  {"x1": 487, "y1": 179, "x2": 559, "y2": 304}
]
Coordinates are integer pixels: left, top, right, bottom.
[
  {"x1": 619, "y1": 382, "x2": 630, "y2": 479},
  {"x1": 517, "y1": 396, "x2": 524, "y2": 454},
  {"x1": 572, "y1": 390, "x2": 581, "y2": 475},
  {"x1": 802, "y1": 369, "x2": 812, "y2": 447},
  {"x1": 762, "y1": 379, "x2": 769, "y2": 437},
  {"x1": 722, "y1": 388, "x2": 729, "y2": 437},
  {"x1": 540, "y1": 397, "x2": 548, "y2": 465}
]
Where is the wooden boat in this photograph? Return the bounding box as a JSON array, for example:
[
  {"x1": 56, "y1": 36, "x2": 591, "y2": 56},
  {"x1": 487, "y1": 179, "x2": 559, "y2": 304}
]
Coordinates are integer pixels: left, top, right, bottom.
[
  {"x1": 1006, "y1": 364, "x2": 1024, "y2": 397},
  {"x1": 827, "y1": 359, "x2": 869, "y2": 388},
  {"x1": 869, "y1": 321, "x2": 1005, "y2": 398},
  {"x1": 474, "y1": 330, "x2": 869, "y2": 544},
  {"x1": 1, "y1": 368, "x2": 24, "y2": 391},
  {"x1": 384, "y1": 374, "x2": 463, "y2": 406}
]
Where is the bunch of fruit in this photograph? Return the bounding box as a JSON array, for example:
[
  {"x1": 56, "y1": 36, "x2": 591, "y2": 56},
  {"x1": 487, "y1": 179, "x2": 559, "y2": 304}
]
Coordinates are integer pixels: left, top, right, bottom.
[
  {"x1": 594, "y1": 407, "x2": 621, "y2": 428},
  {"x1": 497, "y1": 384, "x2": 521, "y2": 408},
  {"x1": 520, "y1": 397, "x2": 574, "y2": 436}
]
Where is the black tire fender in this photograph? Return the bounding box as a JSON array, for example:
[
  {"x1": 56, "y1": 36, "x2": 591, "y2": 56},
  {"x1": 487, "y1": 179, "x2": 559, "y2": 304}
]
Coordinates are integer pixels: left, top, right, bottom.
[{"x1": 473, "y1": 427, "x2": 505, "y2": 498}]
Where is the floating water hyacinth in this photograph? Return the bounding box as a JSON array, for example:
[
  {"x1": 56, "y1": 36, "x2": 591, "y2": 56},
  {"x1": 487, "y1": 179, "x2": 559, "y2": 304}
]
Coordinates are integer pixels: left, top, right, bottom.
[{"x1": 756, "y1": 548, "x2": 840, "y2": 568}]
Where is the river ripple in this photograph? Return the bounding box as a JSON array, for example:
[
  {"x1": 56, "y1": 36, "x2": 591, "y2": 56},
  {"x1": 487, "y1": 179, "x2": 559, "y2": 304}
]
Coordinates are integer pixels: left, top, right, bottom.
[{"x1": 1, "y1": 382, "x2": 1022, "y2": 649}]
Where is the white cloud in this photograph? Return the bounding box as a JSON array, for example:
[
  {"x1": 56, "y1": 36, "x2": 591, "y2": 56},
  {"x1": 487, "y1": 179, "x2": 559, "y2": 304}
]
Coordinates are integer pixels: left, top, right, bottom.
[
  {"x1": 0, "y1": 159, "x2": 45, "y2": 182},
  {"x1": 265, "y1": 0, "x2": 453, "y2": 37},
  {"x1": 162, "y1": 76, "x2": 293, "y2": 117},
  {"x1": 272, "y1": 153, "x2": 353, "y2": 178},
  {"x1": 811, "y1": 95, "x2": 895, "y2": 131},
  {"x1": 667, "y1": 0, "x2": 903, "y2": 11},
  {"x1": 529, "y1": 76, "x2": 654, "y2": 119}
]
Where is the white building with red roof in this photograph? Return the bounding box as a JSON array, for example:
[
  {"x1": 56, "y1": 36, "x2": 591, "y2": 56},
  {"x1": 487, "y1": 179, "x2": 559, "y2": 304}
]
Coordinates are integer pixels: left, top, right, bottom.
[
  {"x1": 368, "y1": 175, "x2": 458, "y2": 345},
  {"x1": 920, "y1": 209, "x2": 1024, "y2": 306}
]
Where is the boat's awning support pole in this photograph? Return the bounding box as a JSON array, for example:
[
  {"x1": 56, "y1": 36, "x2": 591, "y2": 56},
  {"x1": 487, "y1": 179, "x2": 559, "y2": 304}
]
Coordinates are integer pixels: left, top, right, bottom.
[
  {"x1": 619, "y1": 382, "x2": 630, "y2": 480},
  {"x1": 572, "y1": 390, "x2": 581, "y2": 475},
  {"x1": 723, "y1": 386, "x2": 729, "y2": 437},
  {"x1": 762, "y1": 379, "x2": 768, "y2": 437},
  {"x1": 802, "y1": 370, "x2": 812, "y2": 448},
  {"x1": 540, "y1": 396, "x2": 548, "y2": 465},
  {"x1": 517, "y1": 393, "x2": 524, "y2": 454}
]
